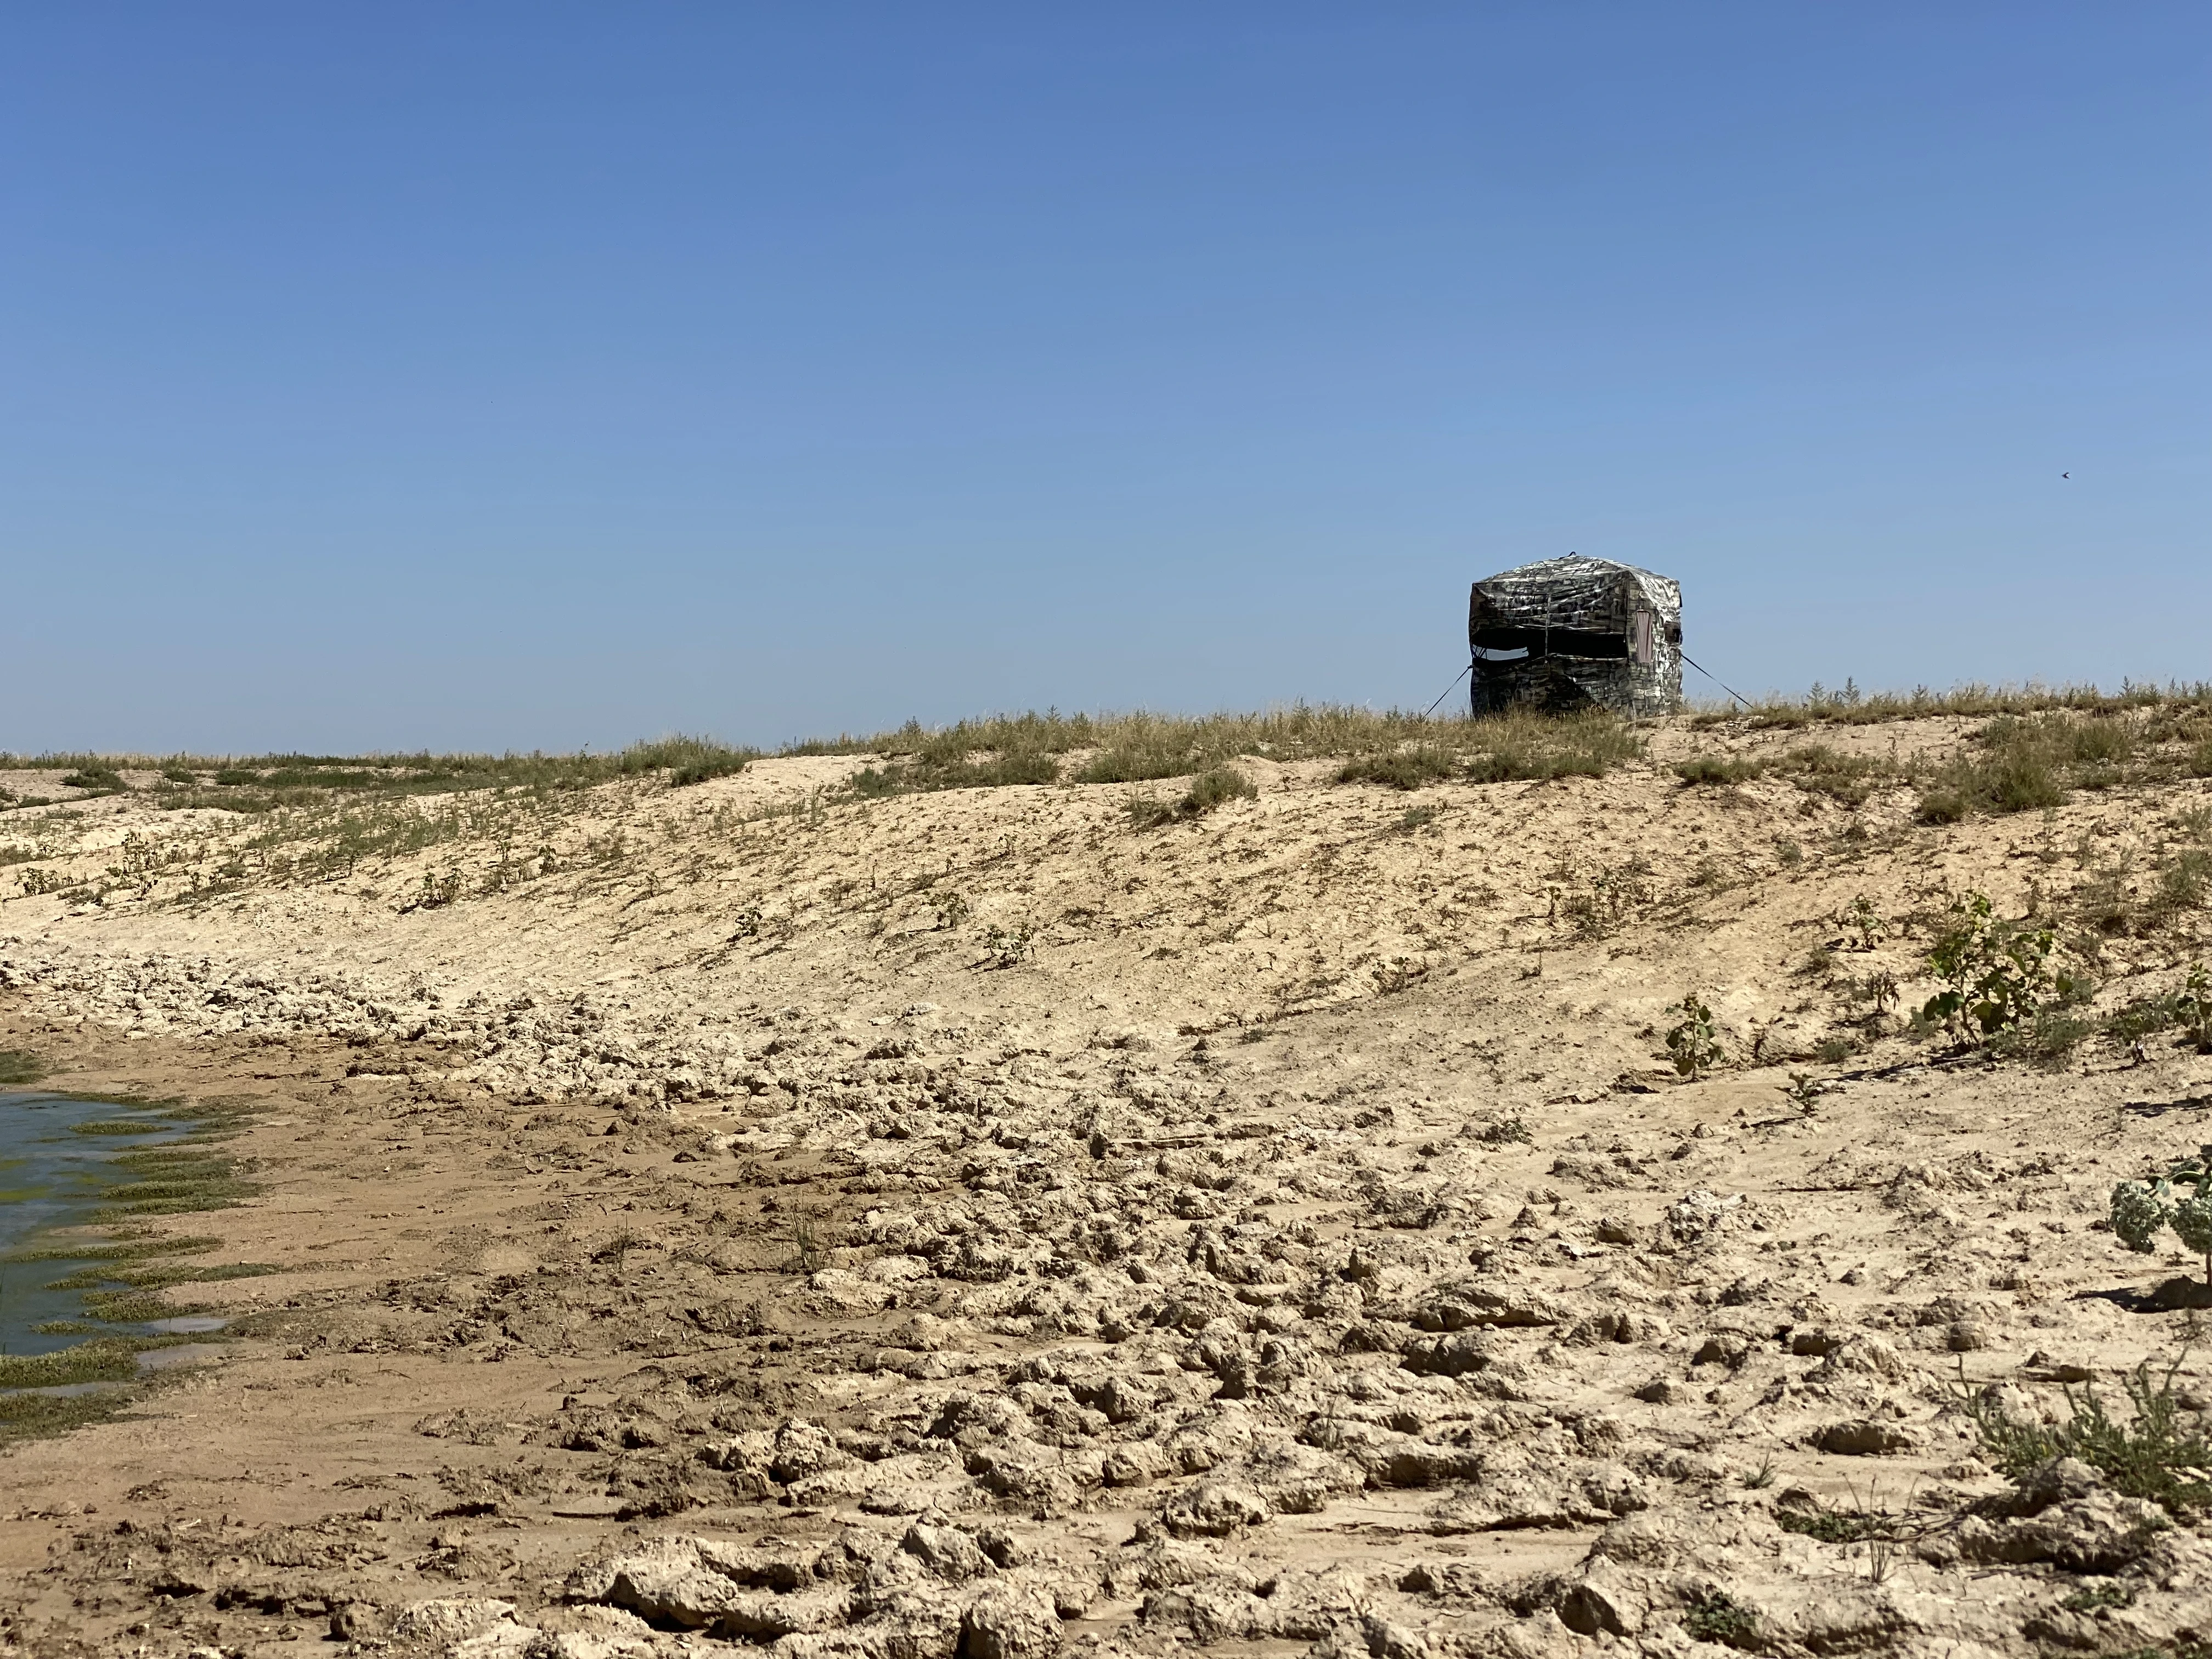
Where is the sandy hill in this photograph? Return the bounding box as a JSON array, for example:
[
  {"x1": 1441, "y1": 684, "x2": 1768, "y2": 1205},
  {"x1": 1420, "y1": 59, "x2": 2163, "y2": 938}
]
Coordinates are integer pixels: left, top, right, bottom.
[{"x1": 1, "y1": 701, "x2": 2209, "y2": 1658}]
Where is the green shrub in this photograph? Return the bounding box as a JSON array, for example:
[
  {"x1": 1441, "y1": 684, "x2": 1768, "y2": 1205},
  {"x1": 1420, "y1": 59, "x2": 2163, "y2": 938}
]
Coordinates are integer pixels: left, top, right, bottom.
[
  {"x1": 1916, "y1": 787, "x2": 1971, "y2": 824},
  {"x1": 0, "y1": 1050, "x2": 42, "y2": 1085},
  {"x1": 58, "y1": 769, "x2": 126, "y2": 793},
  {"x1": 1674, "y1": 755, "x2": 1764, "y2": 786},
  {"x1": 668, "y1": 752, "x2": 751, "y2": 786},
  {"x1": 1920, "y1": 712, "x2": 2145, "y2": 821},
  {"x1": 848, "y1": 766, "x2": 905, "y2": 798},
  {"x1": 1182, "y1": 767, "x2": 1257, "y2": 815},
  {"x1": 2111, "y1": 1144, "x2": 2212, "y2": 1285},
  {"x1": 1959, "y1": 1355, "x2": 2212, "y2": 1514},
  {"x1": 1920, "y1": 891, "x2": 2076, "y2": 1043}
]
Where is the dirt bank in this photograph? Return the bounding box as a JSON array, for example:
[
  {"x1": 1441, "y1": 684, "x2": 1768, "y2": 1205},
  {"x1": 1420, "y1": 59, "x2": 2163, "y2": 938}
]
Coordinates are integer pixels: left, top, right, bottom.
[{"x1": 2, "y1": 718, "x2": 2210, "y2": 1658}]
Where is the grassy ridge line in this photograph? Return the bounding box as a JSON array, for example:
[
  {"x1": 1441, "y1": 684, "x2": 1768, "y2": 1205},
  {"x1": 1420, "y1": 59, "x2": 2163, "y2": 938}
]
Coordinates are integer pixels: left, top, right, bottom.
[
  {"x1": 10, "y1": 678, "x2": 2212, "y2": 785},
  {"x1": 1, "y1": 733, "x2": 754, "y2": 806}
]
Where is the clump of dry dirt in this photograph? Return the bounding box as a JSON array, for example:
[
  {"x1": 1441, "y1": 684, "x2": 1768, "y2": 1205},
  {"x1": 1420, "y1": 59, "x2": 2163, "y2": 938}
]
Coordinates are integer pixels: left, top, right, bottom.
[{"x1": 3, "y1": 714, "x2": 2211, "y2": 1658}]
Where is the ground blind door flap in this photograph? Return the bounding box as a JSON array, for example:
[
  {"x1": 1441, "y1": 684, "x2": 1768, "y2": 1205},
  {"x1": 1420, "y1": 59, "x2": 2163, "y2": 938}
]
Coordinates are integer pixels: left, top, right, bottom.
[{"x1": 1629, "y1": 608, "x2": 1654, "y2": 667}]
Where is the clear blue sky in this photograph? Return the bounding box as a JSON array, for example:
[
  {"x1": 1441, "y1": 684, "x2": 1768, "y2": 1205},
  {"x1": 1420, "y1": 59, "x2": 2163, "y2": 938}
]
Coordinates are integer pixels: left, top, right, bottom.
[{"x1": 5, "y1": 4, "x2": 2206, "y2": 753}]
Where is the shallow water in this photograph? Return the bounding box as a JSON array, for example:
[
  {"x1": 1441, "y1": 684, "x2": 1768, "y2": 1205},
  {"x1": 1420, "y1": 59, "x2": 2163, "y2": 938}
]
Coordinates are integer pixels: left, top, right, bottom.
[{"x1": 0, "y1": 1091, "x2": 191, "y2": 1359}]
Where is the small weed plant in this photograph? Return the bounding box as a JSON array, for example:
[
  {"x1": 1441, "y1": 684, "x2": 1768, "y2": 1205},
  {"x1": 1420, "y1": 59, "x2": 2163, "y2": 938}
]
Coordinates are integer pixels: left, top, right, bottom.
[
  {"x1": 1665, "y1": 994, "x2": 1725, "y2": 1079},
  {"x1": 1839, "y1": 894, "x2": 1887, "y2": 950},
  {"x1": 981, "y1": 923, "x2": 1035, "y2": 969},
  {"x1": 1126, "y1": 767, "x2": 1257, "y2": 827},
  {"x1": 1680, "y1": 1590, "x2": 1759, "y2": 1648},
  {"x1": 414, "y1": 870, "x2": 463, "y2": 910},
  {"x1": 2059, "y1": 1582, "x2": 2134, "y2": 1614}
]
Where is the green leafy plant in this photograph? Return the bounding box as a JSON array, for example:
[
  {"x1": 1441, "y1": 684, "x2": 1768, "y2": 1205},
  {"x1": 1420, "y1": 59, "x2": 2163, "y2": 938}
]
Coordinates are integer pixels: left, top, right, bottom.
[
  {"x1": 414, "y1": 869, "x2": 463, "y2": 910},
  {"x1": 2059, "y1": 1582, "x2": 2134, "y2": 1614},
  {"x1": 2180, "y1": 963, "x2": 2212, "y2": 1051},
  {"x1": 1664, "y1": 993, "x2": 1725, "y2": 1079},
  {"x1": 1920, "y1": 891, "x2": 2074, "y2": 1042},
  {"x1": 2111, "y1": 1146, "x2": 2212, "y2": 1285},
  {"x1": 591, "y1": 1226, "x2": 646, "y2": 1268},
  {"x1": 981, "y1": 922, "x2": 1034, "y2": 968},
  {"x1": 1957, "y1": 1353, "x2": 2212, "y2": 1514},
  {"x1": 1839, "y1": 894, "x2": 1887, "y2": 951},
  {"x1": 1681, "y1": 1590, "x2": 1759, "y2": 1647}
]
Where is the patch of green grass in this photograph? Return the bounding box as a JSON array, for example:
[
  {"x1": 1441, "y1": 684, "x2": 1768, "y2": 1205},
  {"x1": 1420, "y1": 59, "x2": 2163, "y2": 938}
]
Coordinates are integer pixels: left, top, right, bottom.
[
  {"x1": 1917, "y1": 712, "x2": 2156, "y2": 822},
  {"x1": 1675, "y1": 755, "x2": 1764, "y2": 786},
  {"x1": 1774, "y1": 743, "x2": 1897, "y2": 805},
  {"x1": 1338, "y1": 747, "x2": 1458, "y2": 790},
  {"x1": 89, "y1": 1145, "x2": 255, "y2": 1221},
  {"x1": 58, "y1": 769, "x2": 127, "y2": 793},
  {"x1": 67, "y1": 1119, "x2": 170, "y2": 1136},
  {"x1": 74, "y1": 1293, "x2": 204, "y2": 1323},
  {"x1": 2059, "y1": 1582, "x2": 2134, "y2": 1613},
  {"x1": 3, "y1": 1235, "x2": 222, "y2": 1266},
  {"x1": 1463, "y1": 709, "x2": 1644, "y2": 782},
  {"x1": 0, "y1": 1387, "x2": 136, "y2": 1444},
  {"x1": 1696, "y1": 679, "x2": 2208, "y2": 730},
  {"x1": 1988, "y1": 1007, "x2": 2100, "y2": 1068},
  {"x1": 1776, "y1": 1507, "x2": 1887, "y2": 1544},
  {"x1": 0, "y1": 1339, "x2": 140, "y2": 1389},
  {"x1": 1126, "y1": 767, "x2": 1259, "y2": 828},
  {"x1": 0, "y1": 1051, "x2": 43, "y2": 1086},
  {"x1": 49, "y1": 1260, "x2": 278, "y2": 1296}
]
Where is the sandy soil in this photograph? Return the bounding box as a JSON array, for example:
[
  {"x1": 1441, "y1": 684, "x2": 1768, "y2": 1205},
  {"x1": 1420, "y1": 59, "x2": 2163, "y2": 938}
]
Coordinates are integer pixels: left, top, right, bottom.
[{"x1": 2, "y1": 719, "x2": 2210, "y2": 1658}]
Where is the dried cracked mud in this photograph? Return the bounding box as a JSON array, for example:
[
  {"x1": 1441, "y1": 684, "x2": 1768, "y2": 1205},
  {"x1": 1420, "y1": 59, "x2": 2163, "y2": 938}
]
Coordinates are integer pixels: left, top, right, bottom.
[{"x1": 3, "y1": 718, "x2": 2210, "y2": 1658}]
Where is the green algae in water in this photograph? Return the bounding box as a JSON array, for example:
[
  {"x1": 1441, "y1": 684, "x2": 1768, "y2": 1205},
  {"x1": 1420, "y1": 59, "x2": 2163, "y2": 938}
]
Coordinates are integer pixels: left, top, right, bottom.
[
  {"x1": 0, "y1": 1090, "x2": 268, "y2": 1443},
  {"x1": 0, "y1": 1092, "x2": 253, "y2": 1357}
]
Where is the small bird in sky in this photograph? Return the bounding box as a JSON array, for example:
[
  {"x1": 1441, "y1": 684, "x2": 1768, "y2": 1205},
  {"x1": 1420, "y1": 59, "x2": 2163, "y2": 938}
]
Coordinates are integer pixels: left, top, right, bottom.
[{"x1": 2061, "y1": 472, "x2": 2070, "y2": 479}]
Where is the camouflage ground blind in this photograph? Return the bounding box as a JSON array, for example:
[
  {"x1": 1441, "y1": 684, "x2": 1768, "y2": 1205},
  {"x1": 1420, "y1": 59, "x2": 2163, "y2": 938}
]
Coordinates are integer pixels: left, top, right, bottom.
[{"x1": 1467, "y1": 554, "x2": 1683, "y2": 716}]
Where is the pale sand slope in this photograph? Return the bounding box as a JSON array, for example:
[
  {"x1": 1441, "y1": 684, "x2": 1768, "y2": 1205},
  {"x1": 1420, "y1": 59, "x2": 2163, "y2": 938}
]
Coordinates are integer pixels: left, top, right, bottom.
[{"x1": 0, "y1": 716, "x2": 2209, "y2": 1658}]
